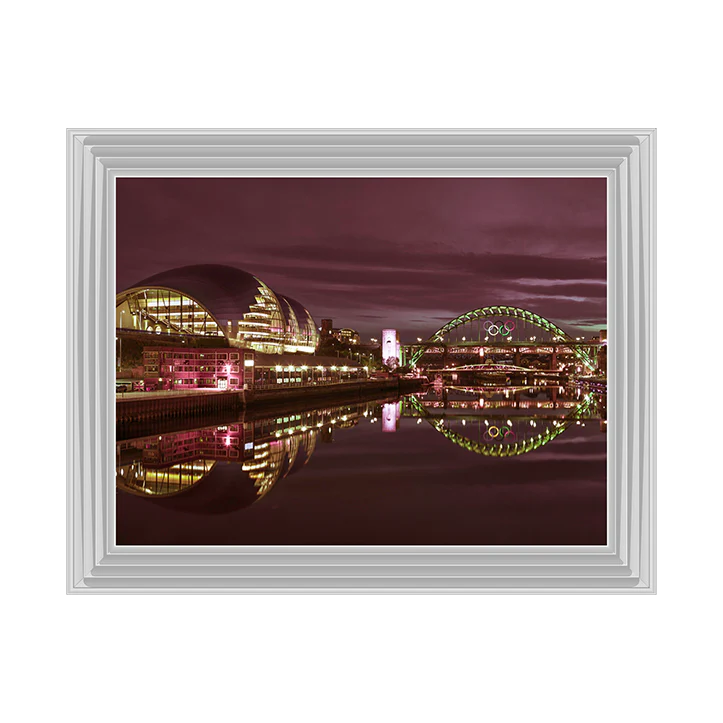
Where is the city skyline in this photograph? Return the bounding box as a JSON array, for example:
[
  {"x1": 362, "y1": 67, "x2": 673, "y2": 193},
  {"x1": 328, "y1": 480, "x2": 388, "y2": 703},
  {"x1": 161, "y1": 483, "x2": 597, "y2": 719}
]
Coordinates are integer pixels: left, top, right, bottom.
[{"x1": 117, "y1": 177, "x2": 606, "y2": 341}]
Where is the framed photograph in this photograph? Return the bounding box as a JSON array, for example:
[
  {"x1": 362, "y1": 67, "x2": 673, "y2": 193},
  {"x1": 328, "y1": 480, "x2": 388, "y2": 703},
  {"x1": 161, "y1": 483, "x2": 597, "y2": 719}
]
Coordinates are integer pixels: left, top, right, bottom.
[{"x1": 67, "y1": 129, "x2": 655, "y2": 593}]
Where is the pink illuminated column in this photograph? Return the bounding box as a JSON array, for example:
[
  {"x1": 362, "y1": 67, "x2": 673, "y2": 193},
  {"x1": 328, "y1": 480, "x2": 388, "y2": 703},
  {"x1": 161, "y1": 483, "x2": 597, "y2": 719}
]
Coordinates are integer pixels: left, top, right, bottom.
[
  {"x1": 382, "y1": 402, "x2": 401, "y2": 433},
  {"x1": 382, "y1": 329, "x2": 400, "y2": 368}
]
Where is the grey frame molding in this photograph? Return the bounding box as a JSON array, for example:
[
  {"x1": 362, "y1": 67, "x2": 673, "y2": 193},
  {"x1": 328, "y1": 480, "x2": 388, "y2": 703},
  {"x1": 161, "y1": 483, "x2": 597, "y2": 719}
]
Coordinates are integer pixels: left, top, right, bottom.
[{"x1": 67, "y1": 129, "x2": 656, "y2": 593}]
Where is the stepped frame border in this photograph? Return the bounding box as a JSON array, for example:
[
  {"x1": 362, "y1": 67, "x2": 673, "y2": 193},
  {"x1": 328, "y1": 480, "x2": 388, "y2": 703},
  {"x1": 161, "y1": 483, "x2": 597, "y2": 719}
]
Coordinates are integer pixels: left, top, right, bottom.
[{"x1": 67, "y1": 128, "x2": 655, "y2": 594}]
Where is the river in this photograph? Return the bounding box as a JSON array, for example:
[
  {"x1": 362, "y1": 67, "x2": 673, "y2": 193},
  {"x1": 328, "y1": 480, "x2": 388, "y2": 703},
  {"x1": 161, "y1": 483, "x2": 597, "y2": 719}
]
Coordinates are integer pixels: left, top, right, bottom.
[{"x1": 116, "y1": 384, "x2": 607, "y2": 546}]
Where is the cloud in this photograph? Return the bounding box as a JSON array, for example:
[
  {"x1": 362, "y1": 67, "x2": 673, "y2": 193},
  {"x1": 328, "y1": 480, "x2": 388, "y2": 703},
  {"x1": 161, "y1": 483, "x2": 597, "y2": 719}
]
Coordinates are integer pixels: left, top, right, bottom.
[{"x1": 116, "y1": 178, "x2": 607, "y2": 339}]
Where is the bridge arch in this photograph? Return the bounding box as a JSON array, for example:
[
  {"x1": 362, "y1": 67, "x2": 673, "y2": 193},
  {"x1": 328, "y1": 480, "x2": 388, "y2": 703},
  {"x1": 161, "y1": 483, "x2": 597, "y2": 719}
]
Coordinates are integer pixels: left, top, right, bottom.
[
  {"x1": 407, "y1": 391, "x2": 594, "y2": 458},
  {"x1": 409, "y1": 306, "x2": 593, "y2": 368}
]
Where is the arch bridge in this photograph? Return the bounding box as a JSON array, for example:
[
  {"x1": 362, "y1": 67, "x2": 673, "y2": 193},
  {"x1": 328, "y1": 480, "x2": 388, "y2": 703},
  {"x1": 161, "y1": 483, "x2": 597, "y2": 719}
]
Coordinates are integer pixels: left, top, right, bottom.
[{"x1": 407, "y1": 306, "x2": 599, "y2": 371}]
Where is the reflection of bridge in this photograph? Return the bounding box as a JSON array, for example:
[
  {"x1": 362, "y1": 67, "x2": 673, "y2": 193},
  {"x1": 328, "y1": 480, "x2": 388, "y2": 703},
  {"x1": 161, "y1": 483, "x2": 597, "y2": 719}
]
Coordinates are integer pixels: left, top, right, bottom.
[
  {"x1": 406, "y1": 305, "x2": 604, "y2": 372},
  {"x1": 405, "y1": 390, "x2": 599, "y2": 457}
]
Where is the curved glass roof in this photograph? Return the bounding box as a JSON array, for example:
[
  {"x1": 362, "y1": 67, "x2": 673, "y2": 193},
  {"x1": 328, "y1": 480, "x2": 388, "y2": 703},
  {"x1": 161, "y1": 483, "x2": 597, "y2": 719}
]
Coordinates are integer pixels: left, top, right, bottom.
[
  {"x1": 117, "y1": 264, "x2": 319, "y2": 353},
  {"x1": 122, "y1": 264, "x2": 266, "y2": 326}
]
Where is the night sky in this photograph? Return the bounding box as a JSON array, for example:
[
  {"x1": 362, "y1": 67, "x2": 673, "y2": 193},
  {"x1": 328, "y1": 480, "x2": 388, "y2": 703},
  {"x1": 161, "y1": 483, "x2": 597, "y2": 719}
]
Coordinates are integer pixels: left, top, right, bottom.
[{"x1": 117, "y1": 177, "x2": 606, "y2": 342}]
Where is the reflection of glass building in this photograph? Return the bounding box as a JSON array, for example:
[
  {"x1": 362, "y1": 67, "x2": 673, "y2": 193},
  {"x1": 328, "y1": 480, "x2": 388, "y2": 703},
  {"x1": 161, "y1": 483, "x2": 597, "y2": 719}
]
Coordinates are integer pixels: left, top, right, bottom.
[
  {"x1": 116, "y1": 423, "x2": 317, "y2": 509},
  {"x1": 116, "y1": 264, "x2": 319, "y2": 354},
  {"x1": 116, "y1": 399, "x2": 389, "y2": 513}
]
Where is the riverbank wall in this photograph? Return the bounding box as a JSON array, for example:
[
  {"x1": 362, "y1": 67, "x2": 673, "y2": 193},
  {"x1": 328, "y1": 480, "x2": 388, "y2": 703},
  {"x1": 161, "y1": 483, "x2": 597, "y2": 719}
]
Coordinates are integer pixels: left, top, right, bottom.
[{"x1": 116, "y1": 378, "x2": 424, "y2": 431}]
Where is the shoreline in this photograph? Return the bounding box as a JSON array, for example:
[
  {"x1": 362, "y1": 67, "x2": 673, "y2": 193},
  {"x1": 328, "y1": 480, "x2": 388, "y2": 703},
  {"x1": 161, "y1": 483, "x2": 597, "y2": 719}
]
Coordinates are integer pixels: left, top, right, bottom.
[{"x1": 116, "y1": 377, "x2": 424, "y2": 433}]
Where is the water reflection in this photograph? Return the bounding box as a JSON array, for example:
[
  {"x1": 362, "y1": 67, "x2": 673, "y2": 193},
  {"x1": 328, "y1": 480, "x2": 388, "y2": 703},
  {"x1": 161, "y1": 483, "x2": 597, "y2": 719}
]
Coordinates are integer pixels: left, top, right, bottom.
[
  {"x1": 117, "y1": 401, "x2": 363, "y2": 506},
  {"x1": 116, "y1": 385, "x2": 607, "y2": 545},
  {"x1": 405, "y1": 384, "x2": 606, "y2": 457}
]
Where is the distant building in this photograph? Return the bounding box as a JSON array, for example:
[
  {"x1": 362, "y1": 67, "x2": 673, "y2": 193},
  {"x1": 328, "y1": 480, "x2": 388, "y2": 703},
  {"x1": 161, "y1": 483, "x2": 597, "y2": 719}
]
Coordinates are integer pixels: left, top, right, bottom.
[
  {"x1": 319, "y1": 321, "x2": 361, "y2": 346},
  {"x1": 334, "y1": 327, "x2": 361, "y2": 345},
  {"x1": 321, "y1": 319, "x2": 334, "y2": 338}
]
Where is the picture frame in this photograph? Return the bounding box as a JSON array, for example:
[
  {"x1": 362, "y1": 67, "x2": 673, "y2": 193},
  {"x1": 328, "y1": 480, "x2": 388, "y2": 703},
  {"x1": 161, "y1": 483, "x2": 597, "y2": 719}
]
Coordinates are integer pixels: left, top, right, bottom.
[{"x1": 67, "y1": 128, "x2": 655, "y2": 593}]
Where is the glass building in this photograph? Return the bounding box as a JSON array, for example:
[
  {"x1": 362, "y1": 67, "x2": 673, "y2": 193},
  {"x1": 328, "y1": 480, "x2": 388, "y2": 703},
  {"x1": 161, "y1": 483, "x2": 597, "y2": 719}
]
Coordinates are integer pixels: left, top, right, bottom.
[{"x1": 116, "y1": 264, "x2": 319, "y2": 354}]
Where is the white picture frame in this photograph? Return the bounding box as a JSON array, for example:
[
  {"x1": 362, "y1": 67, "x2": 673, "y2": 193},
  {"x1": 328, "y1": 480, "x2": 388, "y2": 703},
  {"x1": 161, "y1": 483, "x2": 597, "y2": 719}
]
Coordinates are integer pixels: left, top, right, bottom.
[{"x1": 67, "y1": 128, "x2": 655, "y2": 593}]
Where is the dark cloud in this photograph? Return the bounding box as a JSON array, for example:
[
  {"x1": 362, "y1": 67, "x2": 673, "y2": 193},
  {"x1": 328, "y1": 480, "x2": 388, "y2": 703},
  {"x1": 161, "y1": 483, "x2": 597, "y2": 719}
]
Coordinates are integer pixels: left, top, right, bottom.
[{"x1": 117, "y1": 177, "x2": 606, "y2": 340}]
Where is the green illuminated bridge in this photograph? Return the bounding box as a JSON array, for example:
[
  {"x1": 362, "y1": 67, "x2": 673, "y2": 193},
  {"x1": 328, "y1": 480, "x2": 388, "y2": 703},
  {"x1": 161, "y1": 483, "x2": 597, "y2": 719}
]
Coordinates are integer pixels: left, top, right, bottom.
[{"x1": 406, "y1": 306, "x2": 603, "y2": 371}]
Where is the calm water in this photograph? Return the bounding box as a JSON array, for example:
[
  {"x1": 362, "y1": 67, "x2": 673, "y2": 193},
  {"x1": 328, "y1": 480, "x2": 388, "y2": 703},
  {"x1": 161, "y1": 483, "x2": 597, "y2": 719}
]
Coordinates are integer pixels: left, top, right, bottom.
[{"x1": 116, "y1": 385, "x2": 607, "y2": 546}]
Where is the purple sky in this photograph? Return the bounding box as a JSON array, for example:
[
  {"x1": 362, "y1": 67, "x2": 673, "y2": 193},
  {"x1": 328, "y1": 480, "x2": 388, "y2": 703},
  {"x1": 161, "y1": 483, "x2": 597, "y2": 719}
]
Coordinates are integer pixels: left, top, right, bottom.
[{"x1": 117, "y1": 177, "x2": 606, "y2": 342}]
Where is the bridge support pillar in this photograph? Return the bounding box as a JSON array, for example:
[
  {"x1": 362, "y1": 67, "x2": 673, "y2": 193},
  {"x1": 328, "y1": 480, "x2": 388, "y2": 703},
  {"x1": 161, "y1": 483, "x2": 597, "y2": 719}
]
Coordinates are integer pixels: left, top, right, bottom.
[
  {"x1": 514, "y1": 350, "x2": 521, "y2": 366},
  {"x1": 550, "y1": 351, "x2": 557, "y2": 371}
]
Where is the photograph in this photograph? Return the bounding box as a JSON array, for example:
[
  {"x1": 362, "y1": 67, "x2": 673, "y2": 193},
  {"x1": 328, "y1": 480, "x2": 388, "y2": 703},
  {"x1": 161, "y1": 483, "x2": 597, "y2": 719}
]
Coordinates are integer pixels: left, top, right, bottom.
[{"x1": 115, "y1": 176, "x2": 608, "y2": 546}]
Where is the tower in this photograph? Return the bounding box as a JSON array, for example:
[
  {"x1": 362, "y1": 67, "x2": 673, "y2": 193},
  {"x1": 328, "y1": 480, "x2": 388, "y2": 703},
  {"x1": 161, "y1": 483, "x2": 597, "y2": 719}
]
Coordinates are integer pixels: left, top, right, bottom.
[{"x1": 382, "y1": 329, "x2": 401, "y2": 368}]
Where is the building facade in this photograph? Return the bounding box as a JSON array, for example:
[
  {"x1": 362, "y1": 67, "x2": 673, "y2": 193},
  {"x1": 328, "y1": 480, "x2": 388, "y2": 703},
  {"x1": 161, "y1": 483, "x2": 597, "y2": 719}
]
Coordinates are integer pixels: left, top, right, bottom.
[
  {"x1": 143, "y1": 346, "x2": 254, "y2": 391},
  {"x1": 320, "y1": 319, "x2": 334, "y2": 339},
  {"x1": 117, "y1": 264, "x2": 319, "y2": 355}
]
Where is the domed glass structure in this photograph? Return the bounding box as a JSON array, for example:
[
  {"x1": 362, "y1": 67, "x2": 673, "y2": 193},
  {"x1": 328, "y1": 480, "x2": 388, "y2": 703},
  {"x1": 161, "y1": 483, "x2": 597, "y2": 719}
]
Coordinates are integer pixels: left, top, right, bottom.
[{"x1": 116, "y1": 264, "x2": 319, "y2": 354}]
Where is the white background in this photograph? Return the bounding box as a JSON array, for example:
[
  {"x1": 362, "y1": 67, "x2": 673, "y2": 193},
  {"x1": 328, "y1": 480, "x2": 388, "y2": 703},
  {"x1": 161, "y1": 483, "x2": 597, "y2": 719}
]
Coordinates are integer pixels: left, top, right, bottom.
[{"x1": 1, "y1": 2, "x2": 720, "y2": 721}]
